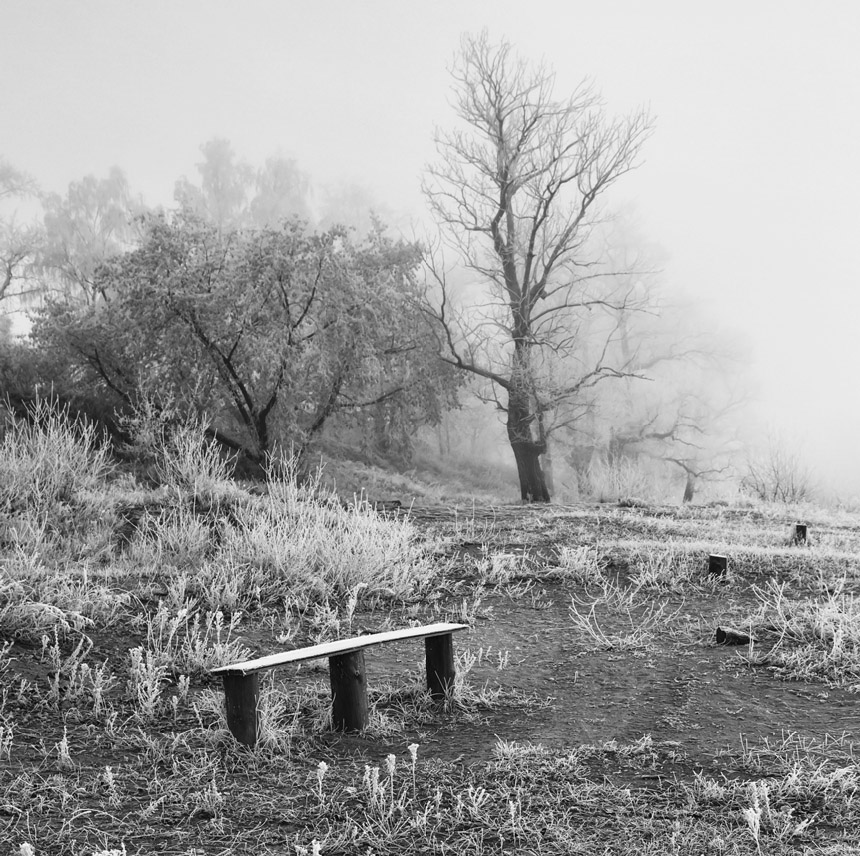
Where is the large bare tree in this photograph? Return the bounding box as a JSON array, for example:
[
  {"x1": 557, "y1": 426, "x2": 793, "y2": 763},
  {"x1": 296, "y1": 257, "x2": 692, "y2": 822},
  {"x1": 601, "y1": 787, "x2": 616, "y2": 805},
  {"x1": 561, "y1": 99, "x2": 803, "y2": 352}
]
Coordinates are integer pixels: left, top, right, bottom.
[{"x1": 423, "y1": 32, "x2": 653, "y2": 501}]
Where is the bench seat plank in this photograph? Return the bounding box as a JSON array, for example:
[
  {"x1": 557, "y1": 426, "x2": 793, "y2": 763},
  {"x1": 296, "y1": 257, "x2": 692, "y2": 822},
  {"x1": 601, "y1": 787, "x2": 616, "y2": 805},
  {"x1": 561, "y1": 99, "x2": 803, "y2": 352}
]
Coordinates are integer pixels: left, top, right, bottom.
[{"x1": 211, "y1": 622, "x2": 468, "y2": 676}]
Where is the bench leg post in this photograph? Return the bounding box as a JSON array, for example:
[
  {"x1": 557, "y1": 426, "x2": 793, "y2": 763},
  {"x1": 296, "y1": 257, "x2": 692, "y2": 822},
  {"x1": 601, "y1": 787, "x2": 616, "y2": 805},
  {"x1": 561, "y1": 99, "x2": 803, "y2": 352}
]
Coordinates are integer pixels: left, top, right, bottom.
[
  {"x1": 329, "y1": 650, "x2": 368, "y2": 730},
  {"x1": 708, "y1": 554, "x2": 728, "y2": 577},
  {"x1": 425, "y1": 633, "x2": 455, "y2": 700},
  {"x1": 221, "y1": 672, "x2": 260, "y2": 747}
]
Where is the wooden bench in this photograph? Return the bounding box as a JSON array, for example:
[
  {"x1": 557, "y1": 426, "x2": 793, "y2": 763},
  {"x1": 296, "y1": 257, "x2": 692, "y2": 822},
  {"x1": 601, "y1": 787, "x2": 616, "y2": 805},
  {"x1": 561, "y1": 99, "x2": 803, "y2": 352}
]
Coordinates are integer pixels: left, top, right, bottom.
[{"x1": 211, "y1": 622, "x2": 468, "y2": 746}]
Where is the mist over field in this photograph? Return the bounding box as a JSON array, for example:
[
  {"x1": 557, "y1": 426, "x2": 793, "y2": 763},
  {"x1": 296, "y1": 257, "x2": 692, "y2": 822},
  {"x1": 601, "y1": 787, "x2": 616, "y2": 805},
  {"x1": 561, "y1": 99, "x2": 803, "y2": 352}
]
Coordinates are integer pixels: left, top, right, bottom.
[{"x1": 1, "y1": 0, "x2": 858, "y2": 502}]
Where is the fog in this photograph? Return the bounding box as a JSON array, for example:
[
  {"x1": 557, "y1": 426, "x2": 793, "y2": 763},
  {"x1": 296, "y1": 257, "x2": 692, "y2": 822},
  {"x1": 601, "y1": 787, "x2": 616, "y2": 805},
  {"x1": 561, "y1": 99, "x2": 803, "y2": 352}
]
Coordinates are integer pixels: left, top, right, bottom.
[{"x1": 3, "y1": 0, "x2": 859, "y2": 496}]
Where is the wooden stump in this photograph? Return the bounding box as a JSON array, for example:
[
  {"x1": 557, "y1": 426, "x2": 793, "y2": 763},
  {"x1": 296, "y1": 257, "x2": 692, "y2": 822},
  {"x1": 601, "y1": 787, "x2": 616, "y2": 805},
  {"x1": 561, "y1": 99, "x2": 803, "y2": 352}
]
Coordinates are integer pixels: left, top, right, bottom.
[
  {"x1": 708, "y1": 554, "x2": 728, "y2": 577},
  {"x1": 793, "y1": 523, "x2": 808, "y2": 545},
  {"x1": 222, "y1": 672, "x2": 260, "y2": 747},
  {"x1": 425, "y1": 633, "x2": 455, "y2": 700},
  {"x1": 329, "y1": 650, "x2": 368, "y2": 731}
]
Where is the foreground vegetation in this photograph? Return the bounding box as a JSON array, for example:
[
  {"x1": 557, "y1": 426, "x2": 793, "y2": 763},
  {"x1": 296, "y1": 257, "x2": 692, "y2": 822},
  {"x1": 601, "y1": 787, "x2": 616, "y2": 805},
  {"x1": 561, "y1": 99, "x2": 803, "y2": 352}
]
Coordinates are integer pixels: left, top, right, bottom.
[{"x1": 2, "y1": 405, "x2": 860, "y2": 854}]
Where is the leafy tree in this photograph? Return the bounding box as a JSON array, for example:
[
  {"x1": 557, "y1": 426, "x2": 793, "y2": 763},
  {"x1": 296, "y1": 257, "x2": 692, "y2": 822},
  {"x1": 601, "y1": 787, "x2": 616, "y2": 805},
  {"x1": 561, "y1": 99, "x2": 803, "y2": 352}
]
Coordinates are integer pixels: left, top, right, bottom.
[
  {"x1": 423, "y1": 32, "x2": 652, "y2": 501},
  {"x1": 34, "y1": 212, "x2": 456, "y2": 464}
]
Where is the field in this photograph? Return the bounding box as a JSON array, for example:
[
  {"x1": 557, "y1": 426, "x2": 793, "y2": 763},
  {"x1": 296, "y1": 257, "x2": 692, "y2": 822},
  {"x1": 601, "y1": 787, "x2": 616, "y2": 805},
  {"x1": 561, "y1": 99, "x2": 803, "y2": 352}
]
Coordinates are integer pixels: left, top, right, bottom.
[{"x1": 3, "y1": 411, "x2": 860, "y2": 854}]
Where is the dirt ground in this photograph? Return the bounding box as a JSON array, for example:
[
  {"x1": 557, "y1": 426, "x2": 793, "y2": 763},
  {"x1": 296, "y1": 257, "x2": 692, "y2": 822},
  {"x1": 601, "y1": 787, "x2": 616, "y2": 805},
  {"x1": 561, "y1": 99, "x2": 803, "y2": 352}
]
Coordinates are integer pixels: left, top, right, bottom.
[
  {"x1": 9, "y1": 501, "x2": 857, "y2": 782},
  {"x1": 305, "y1": 504, "x2": 860, "y2": 780},
  {"x1": 7, "y1": 500, "x2": 860, "y2": 853}
]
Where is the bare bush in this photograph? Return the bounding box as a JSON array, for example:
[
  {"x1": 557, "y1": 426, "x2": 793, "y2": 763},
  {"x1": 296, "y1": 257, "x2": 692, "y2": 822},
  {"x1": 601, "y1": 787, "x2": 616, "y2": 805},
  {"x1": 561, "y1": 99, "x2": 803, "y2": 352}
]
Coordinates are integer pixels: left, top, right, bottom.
[{"x1": 742, "y1": 437, "x2": 814, "y2": 504}]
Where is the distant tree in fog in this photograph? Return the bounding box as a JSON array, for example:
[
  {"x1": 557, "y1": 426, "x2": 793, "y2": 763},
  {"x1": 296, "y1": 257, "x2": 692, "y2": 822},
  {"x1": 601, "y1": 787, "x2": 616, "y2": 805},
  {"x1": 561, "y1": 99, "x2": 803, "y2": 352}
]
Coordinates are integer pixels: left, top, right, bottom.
[
  {"x1": 40, "y1": 167, "x2": 145, "y2": 304},
  {"x1": 423, "y1": 31, "x2": 653, "y2": 502},
  {"x1": 553, "y1": 215, "x2": 749, "y2": 503},
  {"x1": 599, "y1": 375, "x2": 747, "y2": 503},
  {"x1": 317, "y1": 182, "x2": 405, "y2": 237},
  {"x1": 174, "y1": 138, "x2": 312, "y2": 230},
  {"x1": 251, "y1": 155, "x2": 313, "y2": 226},
  {"x1": 0, "y1": 159, "x2": 43, "y2": 307}
]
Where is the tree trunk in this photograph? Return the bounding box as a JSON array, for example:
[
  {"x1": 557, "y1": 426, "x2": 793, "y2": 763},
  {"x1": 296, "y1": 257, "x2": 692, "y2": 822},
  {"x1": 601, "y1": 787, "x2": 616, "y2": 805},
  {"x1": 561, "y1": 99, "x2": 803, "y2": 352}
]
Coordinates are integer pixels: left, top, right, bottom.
[
  {"x1": 542, "y1": 444, "x2": 555, "y2": 496},
  {"x1": 506, "y1": 390, "x2": 550, "y2": 503},
  {"x1": 510, "y1": 440, "x2": 550, "y2": 502},
  {"x1": 373, "y1": 408, "x2": 390, "y2": 457},
  {"x1": 682, "y1": 472, "x2": 696, "y2": 503}
]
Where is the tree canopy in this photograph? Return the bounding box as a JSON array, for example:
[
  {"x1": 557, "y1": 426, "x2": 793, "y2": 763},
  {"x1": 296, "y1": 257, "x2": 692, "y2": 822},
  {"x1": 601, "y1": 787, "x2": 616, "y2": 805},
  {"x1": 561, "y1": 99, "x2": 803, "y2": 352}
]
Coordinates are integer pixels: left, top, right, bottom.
[{"x1": 34, "y1": 211, "x2": 458, "y2": 464}]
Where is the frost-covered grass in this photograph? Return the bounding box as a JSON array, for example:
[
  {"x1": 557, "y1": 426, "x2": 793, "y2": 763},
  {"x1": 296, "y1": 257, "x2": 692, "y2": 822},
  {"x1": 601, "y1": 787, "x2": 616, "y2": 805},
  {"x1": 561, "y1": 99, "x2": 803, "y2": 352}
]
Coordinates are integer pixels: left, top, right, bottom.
[
  {"x1": 736, "y1": 579, "x2": 860, "y2": 687},
  {"x1": 3, "y1": 402, "x2": 860, "y2": 853},
  {"x1": 0, "y1": 397, "x2": 112, "y2": 513},
  {"x1": 5, "y1": 730, "x2": 855, "y2": 855}
]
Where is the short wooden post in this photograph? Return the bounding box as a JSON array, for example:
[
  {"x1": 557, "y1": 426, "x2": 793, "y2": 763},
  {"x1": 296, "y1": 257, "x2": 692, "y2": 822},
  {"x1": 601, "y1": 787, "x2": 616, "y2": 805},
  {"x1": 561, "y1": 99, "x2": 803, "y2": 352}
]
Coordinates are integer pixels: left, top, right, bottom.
[
  {"x1": 329, "y1": 650, "x2": 368, "y2": 731},
  {"x1": 793, "y1": 523, "x2": 808, "y2": 545},
  {"x1": 425, "y1": 633, "x2": 455, "y2": 700},
  {"x1": 708, "y1": 554, "x2": 728, "y2": 576},
  {"x1": 222, "y1": 672, "x2": 260, "y2": 747}
]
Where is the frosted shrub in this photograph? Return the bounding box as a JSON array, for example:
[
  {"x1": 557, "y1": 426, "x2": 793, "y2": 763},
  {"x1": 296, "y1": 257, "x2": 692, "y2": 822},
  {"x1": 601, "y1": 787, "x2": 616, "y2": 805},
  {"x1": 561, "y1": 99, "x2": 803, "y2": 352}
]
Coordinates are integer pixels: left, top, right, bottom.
[
  {"x1": 558, "y1": 545, "x2": 604, "y2": 585},
  {"x1": 219, "y1": 456, "x2": 436, "y2": 602},
  {"x1": 143, "y1": 601, "x2": 250, "y2": 676},
  {"x1": 0, "y1": 398, "x2": 111, "y2": 512},
  {"x1": 127, "y1": 647, "x2": 169, "y2": 721},
  {"x1": 127, "y1": 504, "x2": 213, "y2": 568},
  {"x1": 222, "y1": 499, "x2": 434, "y2": 602},
  {"x1": 0, "y1": 547, "x2": 127, "y2": 638},
  {"x1": 586, "y1": 457, "x2": 650, "y2": 503},
  {"x1": 155, "y1": 418, "x2": 234, "y2": 499},
  {"x1": 118, "y1": 397, "x2": 234, "y2": 500}
]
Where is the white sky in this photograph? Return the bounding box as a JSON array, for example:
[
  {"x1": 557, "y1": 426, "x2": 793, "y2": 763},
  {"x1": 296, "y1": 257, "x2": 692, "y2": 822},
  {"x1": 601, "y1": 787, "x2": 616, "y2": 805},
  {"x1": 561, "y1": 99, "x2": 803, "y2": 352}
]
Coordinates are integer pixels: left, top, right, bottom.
[{"x1": 2, "y1": 0, "x2": 859, "y2": 495}]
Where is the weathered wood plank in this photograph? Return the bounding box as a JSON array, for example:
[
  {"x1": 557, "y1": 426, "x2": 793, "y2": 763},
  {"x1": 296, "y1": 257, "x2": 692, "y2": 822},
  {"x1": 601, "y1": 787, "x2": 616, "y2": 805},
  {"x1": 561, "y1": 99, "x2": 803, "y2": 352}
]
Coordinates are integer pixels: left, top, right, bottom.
[{"x1": 212, "y1": 622, "x2": 468, "y2": 675}]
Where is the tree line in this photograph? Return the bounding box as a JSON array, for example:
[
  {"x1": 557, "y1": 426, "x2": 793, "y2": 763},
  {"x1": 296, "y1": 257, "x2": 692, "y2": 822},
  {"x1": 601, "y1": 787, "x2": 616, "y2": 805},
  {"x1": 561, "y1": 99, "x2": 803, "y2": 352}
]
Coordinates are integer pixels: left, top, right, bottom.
[{"x1": 1, "y1": 32, "x2": 750, "y2": 501}]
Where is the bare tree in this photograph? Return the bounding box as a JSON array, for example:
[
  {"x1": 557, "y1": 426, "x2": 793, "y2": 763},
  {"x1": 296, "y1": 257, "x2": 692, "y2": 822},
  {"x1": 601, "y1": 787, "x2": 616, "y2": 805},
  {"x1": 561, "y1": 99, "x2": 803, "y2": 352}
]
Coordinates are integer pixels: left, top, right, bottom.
[
  {"x1": 423, "y1": 32, "x2": 653, "y2": 501},
  {"x1": 576, "y1": 258, "x2": 750, "y2": 504},
  {"x1": 606, "y1": 388, "x2": 746, "y2": 502}
]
